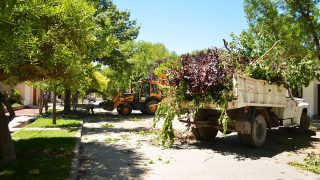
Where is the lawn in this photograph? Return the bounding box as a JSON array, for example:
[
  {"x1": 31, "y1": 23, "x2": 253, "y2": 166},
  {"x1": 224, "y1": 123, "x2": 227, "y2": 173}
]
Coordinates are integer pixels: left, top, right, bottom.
[
  {"x1": 0, "y1": 116, "x2": 81, "y2": 180},
  {"x1": 26, "y1": 117, "x2": 81, "y2": 128}
]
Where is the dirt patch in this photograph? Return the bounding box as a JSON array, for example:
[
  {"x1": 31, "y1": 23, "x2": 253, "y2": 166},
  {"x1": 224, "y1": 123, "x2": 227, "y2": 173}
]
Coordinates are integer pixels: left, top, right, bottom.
[{"x1": 78, "y1": 110, "x2": 320, "y2": 179}]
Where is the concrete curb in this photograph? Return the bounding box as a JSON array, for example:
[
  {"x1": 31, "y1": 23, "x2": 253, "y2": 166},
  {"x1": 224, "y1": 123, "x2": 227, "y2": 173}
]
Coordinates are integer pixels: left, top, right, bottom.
[
  {"x1": 69, "y1": 120, "x2": 83, "y2": 180},
  {"x1": 9, "y1": 116, "x2": 38, "y2": 133}
]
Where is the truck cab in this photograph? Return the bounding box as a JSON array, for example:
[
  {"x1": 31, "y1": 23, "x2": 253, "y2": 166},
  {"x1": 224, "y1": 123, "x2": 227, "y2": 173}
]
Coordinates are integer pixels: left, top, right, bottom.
[{"x1": 272, "y1": 91, "x2": 310, "y2": 128}]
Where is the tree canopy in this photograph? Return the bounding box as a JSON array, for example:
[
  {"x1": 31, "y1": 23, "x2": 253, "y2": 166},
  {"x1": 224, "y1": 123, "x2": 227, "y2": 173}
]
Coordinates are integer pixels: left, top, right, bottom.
[
  {"x1": 102, "y1": 41, "x2": 175, "y2": 96},
  {"x1": 0, "y1": 0, "x2": 139, "y2": 162},
  {"x1": 230, "y1": 0, "x2": 320, "y2": 88}
]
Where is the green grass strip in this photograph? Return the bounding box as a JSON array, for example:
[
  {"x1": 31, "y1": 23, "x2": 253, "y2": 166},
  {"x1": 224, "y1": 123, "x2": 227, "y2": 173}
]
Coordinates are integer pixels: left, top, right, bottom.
[
  {"x1": 0, "y1": 130, "x2": 77, "y2": 180},
  {"x1": 26, "y1": 118, "x2": 81, "y2": 128}
]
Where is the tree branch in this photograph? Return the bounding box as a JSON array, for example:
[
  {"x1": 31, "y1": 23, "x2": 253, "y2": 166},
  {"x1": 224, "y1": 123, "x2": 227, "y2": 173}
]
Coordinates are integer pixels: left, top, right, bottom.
[{"x1": 223, "y1": 39, "x2": 231, "y2": 52}]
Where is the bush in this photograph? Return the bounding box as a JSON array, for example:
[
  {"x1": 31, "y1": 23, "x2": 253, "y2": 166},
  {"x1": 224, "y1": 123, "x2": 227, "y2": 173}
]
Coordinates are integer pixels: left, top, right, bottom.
[{"x1": 8, "y1": 89, "x2": 22, "y2": 105}]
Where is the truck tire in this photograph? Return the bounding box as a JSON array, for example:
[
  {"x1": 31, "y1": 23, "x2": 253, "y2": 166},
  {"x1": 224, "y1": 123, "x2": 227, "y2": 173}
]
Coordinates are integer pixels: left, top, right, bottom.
[
  {"x1": 192, "y1": 109, "x2": 219, "y2": 141},
  {"x1": 140, "y1": 110, "x2": 148, "y2": 115},
  {"x1": 118, "y1": 104, "x2": 132, "y2": 116},
  {"x1": 251, "y1": 115, "x2": 267, "y2": 147},
  {"x1": 145, "y1": 100, "x2": 159, "y2": 115},
  {"x1": 237, "y1": 133, "x2": 248, "y2": 144},
  {"x1": 299, "y1": 112, "x2": 310, "y2": 132},
  {"x1": 239, "y1": 114, "x2": 267, "y2": 147},
  {"x1": 197, "y1": 128, "x2": 218, "y2": 141}
]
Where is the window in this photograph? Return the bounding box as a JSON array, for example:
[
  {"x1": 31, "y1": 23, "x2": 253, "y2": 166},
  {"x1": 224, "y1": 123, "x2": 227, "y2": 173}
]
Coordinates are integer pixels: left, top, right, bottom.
[
  {"x1": 152, "y1": 84, "x2": 158, "y2": 94},
  {"x1": 141, "y1": 82, "x2": 150, "y2": 96}
]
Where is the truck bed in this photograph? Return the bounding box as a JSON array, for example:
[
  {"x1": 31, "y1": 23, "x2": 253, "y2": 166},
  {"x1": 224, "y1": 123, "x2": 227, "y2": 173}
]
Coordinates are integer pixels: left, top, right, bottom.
[{"x1": 184, "y1": 73, "x2": 287, "y2": 109}]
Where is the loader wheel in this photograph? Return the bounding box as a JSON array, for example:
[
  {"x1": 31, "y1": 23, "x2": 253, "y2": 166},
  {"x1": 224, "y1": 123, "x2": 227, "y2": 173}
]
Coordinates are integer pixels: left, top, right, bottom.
[
  {"x1": 145, "y1": 100, "x2": 159, "y2": 115},
  {"x1": 192, "y1": 109, "x2": 219, "y2": 141},
  {"x1": 118, "y1": 104, "x2": 132, "y2": 116},
  {"x1": 239, "y1": 114, "x2": 267, "y2": 147},
  {"x1": 299, "y1": 112, "x2": 310, "y2": 132}
]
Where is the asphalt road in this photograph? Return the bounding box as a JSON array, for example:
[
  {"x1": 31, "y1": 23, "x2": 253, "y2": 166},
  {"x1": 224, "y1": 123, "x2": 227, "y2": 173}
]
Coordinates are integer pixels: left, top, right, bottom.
[{"x1": 78, "y1": 111, "x2": 320, "y2": 180}]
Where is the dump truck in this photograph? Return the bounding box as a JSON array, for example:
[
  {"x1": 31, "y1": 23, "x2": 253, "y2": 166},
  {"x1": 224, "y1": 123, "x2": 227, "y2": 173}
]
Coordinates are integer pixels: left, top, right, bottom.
[
  {"x1": 179, "y1": 73, "x2": 311, "y2": 147},
  {"x1": 100, "y1": 79, "x2": 163, "y2": 116}
]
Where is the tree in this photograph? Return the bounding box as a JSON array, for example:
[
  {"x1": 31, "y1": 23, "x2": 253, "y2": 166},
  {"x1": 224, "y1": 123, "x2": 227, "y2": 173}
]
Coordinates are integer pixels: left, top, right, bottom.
[
  {"x1": 0, "y1": 0, "x2": 16, "y2": 18},
  {"x1": 62, "y1": 0, "x2": 139, "y2": 112},
  {"x1": 102, "y1": 41, "x2": 176, "y2": 96},
  {"x1": 0, "y1": 0, "x2": 140, "y2": 161},
  {"x1": 0, "y1": 0, "x2": 96, "y2": 161},
  {"x1": 90, "y1": 0, "x2": 139, "y2": 68},
  {"x1": 32, "y1": 61, "x2": 94, "y2": 123},
  {"x1": 230, "y1": 0, "x2": 320, "y2": 89},
  {"x1": 128, "y1": 41, "x2": 176, "y2": 81}
]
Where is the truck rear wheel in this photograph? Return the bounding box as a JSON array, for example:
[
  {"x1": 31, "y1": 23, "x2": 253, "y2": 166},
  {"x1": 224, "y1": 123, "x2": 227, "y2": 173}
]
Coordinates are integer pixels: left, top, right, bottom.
[
  {"x1": 239, "y1": 114, "x2": 267, "y2": 147},
  {"x1": 118, "y1": 104, "x2": 132, "y2": 116},
  {"x1": 195, "y1": 128, "x2": 218, "y2": 141},
  {"x1": 299, "y1": 112, "x2": 310, "y2": 132},
  {"x1": 192, "y1": 109, "x2": 219, "y2": 141}
]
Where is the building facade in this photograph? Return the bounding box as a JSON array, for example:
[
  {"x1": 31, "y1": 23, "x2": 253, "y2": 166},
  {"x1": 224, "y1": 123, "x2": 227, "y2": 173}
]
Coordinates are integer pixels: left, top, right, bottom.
[
  {"x1": 15, "y1": 83, "x2": 41, "y2": 106},
  {"x1": 303, "y1": 80, "x2": 319, "y2": 118}
]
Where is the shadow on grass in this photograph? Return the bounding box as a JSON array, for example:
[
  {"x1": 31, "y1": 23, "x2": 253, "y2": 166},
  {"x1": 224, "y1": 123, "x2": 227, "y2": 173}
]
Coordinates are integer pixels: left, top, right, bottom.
[
  {"x1": 182, "y1": 127, "x2": 319, "y2": 161},
  {"x1": 40, "y1": 123, "x2": 82, "y2": 129},
  {"x1": 78, "y1": 141, "x2": 149, "y2": 179},
  {"x1": 85, "y1": 111, "x2": 155, "y2": 123},
  {"x1": 0, "y1": 137, "x2": 77, "y2": 180},
  {"x1": 83, "y1": 125, "x2": 151, "y2": 136}
]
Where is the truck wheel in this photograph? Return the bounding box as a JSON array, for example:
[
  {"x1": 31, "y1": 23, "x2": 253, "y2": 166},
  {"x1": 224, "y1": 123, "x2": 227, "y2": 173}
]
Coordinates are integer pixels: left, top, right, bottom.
[
  {"x1": 249, "y1": 115, "x2": 267, "y2": 147},
  {"x1": 299, "y1": 112, "x2": 310, "y2": 132},
  {"x1": 192, "y1": 109, "x2": 219, "y2": 141},
  {"x1": 145, "y1": 100, "x2": 159, "y2": 115},
  {"x1": 197, "y1": 128, "x2": 218, "y2": 141},
  {"x1": 118, "y1": 104, "x2": 132, "y2": 116},
  {"x1": 238, "y1": 133, "x2": 252, "y2": 146},
  {"x1": 140, "y1": 110, "x2": 148, "y2": 115}
]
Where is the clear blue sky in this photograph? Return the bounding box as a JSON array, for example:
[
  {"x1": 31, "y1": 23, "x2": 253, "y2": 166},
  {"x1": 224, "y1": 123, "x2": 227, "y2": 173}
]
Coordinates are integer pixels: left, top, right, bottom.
[{"x1": 113, "y1": 0, "x2": 248, "y2": 54}]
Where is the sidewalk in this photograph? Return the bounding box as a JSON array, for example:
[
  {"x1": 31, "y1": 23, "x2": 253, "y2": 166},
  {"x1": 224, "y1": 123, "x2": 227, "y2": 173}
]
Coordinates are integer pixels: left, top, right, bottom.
[
  {"x1": 8, "y1": 104, "x2": 66, "y2": 133},
  {"x1": 9, "y1": 108, "x2": 40, "y2": 133}
]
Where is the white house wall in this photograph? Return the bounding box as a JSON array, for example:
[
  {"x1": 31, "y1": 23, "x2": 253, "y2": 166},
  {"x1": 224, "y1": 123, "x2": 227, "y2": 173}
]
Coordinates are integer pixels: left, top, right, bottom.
[
  {"x1": 15, "y1": 83, "x2": 26, "y2": 104},
  {"x1": 303, "y1": 80, "x2": 318, "y2": 117},
  {"x1": 15, "y1": 83, "x2": 41, "y2": 106}
]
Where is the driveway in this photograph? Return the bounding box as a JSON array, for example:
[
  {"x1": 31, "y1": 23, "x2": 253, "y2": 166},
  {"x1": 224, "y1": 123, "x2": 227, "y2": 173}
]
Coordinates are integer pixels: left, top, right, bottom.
[{"x1": 78, "y1": 110, "x2": 320, "y2": 180}]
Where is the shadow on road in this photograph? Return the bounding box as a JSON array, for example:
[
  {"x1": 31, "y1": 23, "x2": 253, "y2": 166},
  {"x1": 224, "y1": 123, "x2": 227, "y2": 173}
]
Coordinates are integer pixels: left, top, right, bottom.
[
  {"x1": 184, "y1": 127, "x2": 319, "y2": 161},
  {"x1": 78, "y1": 134, "x2": 150, "y2": 179}
]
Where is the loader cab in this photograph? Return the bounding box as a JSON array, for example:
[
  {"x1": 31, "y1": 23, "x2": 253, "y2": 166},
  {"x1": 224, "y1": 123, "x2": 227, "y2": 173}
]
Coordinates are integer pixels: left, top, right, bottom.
[
  {"x1": 138, "y1": 79, "x2": 162, "y2": 103},
  {"x1": 139, "y1": 81, "x2": 150, "y2": 102}
]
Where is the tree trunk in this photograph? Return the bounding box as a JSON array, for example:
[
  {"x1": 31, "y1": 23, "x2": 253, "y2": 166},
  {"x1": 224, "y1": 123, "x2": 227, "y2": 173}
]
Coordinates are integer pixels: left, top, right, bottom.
[
  {"x1": 0, "y1": 93, "x2": 16, "y2": 162},
  {"x1": 63, "y1": 88, "x2": 71, "y2": 113},
  {"x1": 52, "y1": 91, "x2": 57, "y2": 125}
]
